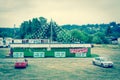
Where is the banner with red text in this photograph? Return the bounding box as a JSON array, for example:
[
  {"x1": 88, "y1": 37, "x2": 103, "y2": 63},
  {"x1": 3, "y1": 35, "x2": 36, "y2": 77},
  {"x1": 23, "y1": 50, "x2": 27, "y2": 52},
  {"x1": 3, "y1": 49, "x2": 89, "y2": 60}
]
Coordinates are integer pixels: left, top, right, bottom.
[{"x1": 70, "y1": 48, "x2": 88, "y2": 53}]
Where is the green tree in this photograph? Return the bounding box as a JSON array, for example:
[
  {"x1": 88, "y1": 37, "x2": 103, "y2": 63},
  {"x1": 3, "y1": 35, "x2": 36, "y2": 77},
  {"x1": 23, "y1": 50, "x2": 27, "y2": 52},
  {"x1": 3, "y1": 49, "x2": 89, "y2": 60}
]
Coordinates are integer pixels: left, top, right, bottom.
[
  {"x1": 19, "y1": 17, "x2": 62, "y2": 40},
  {"x1": 0, "y1": 32, "x2": 7, "y2": 38},
  {"x1": 57, "y1": 30, "x2": 71, "y2": 43},
  {"x1": 39, "y1": 17, "x2": 47, "y2": 25},
  {"x1": 106, "y1": 26, "x2": 112, "y2": 36},
  {"x1": 92, "y1": 36, "x2": 102, "y2": 44},
  {"x1": 92, "y1": 32, "x2": 109, "y2": 44},
  {"x1": 70, "y1": 29, "x2": 89, "y2": 43}
]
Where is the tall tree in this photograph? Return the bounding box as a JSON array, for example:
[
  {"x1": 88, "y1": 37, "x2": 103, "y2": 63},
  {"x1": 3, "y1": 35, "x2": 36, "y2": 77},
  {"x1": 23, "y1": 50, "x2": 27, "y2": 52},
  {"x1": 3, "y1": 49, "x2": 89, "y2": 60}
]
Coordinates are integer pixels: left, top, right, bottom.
[
  {"x1": 57, "y1": 30, "x2": 71, "y2": 43},
  {"x1": 106, "y1": 26, "x2": 112, "y2": 36},
  {"x1": 92, "y1": 36, "x2": 102, "y2": 44},
  {"x1": 70, "y1": 29, "x2": 89, "y2": 43}
]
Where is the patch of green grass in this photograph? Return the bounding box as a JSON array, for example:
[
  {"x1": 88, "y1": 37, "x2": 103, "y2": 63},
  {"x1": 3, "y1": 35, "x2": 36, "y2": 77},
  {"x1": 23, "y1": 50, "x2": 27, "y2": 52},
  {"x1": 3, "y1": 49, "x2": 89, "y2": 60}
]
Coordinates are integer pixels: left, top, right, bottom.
[
  {"x1": 0, "y1": 48, "x2": 9, "y2": 58},
  {"x1": 90, "y1": 53, "x2": 99, "y2": 58}
]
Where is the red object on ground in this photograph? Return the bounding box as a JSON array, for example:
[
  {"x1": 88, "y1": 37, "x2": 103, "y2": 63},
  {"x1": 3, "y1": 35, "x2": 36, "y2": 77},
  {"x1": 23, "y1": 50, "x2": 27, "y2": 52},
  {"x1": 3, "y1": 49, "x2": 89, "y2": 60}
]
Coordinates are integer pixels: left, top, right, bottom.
[{"x1": 15, "y1": 59, "x2": 28, "y2": 68}]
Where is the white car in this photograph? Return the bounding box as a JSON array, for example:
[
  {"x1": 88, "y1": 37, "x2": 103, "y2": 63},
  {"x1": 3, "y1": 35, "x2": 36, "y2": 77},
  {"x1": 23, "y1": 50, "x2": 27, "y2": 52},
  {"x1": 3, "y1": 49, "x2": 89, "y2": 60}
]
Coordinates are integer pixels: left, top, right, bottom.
[{"x1": 92, "y1": 57, "x2": 113, "y2": 68}]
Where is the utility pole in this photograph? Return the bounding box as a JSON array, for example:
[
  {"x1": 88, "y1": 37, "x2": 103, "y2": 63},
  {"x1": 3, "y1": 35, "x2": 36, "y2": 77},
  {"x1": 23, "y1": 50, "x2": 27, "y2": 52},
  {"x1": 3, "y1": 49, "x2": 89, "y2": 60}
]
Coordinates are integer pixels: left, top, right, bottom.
[
  {"x1": 48, "y1": 19, "x2": 53, "y2": 51},
  {"x1": 14, "y1": 24, "x2": 16, "y2": 39},
  {"x1": 50, "y1": 19, "x2": 53, "y2": 43}
]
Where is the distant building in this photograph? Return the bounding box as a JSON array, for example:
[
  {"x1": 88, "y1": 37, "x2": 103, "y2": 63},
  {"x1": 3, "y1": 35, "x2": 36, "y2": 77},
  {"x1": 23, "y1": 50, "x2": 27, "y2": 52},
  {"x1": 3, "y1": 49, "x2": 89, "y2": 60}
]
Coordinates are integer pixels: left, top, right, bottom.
[
  {"x1": 10, "y1": 43, "x2": 91, "y2": 58},
  {"x1": 108, "y1": 37, "x2": 118, "y2": 44},
  {"x1": 118, "y1": 38, "x2": 120, "y2": 44},
  {"x1": 5, "y1": 37, "x2": 13, "y2": 47},
  {"x1": 0, "y1": 38, "x2": 3, "y2": 47}
]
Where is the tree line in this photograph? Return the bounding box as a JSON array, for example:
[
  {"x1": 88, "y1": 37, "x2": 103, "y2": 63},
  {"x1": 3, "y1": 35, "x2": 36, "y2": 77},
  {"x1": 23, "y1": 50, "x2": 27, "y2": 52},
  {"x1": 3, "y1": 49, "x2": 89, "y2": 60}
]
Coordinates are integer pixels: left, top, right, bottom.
[{"x1": 0, "y1": 17, "x2": 120, "y2": 44}]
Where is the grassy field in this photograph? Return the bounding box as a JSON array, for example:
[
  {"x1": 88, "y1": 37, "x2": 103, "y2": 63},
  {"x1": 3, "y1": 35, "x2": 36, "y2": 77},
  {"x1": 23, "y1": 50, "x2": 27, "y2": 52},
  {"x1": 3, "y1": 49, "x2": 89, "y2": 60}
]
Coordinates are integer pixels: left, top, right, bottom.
[{"x1": 0, "y1": 45, "x2": 120, "y2": 80}]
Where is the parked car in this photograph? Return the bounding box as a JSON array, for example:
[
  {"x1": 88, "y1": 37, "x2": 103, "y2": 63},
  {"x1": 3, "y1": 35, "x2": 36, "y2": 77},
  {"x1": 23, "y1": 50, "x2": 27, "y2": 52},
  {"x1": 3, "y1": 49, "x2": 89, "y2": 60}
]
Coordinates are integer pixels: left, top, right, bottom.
[
  {"x1": 92, "y1": 57, "x2": 113, "y2": 68},
  {"x1": 14, "y1": 59, "x2": 28, "y2": 68}
]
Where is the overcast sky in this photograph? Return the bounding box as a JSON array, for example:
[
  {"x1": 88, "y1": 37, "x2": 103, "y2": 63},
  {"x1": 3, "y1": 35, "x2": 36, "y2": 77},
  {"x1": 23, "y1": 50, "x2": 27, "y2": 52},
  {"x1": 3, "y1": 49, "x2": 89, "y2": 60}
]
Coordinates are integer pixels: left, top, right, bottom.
[{"x1": 0, "y1": 0, "x2": 120, "y2": 28}]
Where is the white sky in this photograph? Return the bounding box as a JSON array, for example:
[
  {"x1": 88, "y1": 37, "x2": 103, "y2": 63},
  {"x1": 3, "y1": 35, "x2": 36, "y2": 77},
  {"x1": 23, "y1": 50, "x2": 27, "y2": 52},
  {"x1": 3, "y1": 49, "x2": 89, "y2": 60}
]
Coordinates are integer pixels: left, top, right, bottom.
[{"x1": 0, "y1": 0, "x2": 120, "y2": 28}]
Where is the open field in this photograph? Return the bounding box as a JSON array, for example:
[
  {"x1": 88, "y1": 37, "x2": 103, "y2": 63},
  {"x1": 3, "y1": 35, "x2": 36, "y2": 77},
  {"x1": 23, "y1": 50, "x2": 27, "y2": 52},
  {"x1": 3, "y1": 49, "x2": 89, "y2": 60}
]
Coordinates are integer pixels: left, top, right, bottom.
[{"x1": 0, "y1": 45, "x2": 120, "y2": 80}]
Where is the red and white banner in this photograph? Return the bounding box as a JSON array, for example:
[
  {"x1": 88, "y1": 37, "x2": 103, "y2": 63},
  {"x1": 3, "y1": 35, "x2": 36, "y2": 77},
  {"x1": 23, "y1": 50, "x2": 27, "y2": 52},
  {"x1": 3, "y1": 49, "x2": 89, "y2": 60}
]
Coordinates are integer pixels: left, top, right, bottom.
[{"x1": 70, "y1": 48, "x2": 88, "y2": 53}]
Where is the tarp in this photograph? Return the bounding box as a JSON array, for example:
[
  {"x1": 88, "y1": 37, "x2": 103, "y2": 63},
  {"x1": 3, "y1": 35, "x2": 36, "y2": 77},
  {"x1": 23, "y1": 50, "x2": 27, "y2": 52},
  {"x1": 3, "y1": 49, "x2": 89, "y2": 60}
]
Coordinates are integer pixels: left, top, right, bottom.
[{"x1": 70, "y1": 48, "x2": 88, "y2": 53}]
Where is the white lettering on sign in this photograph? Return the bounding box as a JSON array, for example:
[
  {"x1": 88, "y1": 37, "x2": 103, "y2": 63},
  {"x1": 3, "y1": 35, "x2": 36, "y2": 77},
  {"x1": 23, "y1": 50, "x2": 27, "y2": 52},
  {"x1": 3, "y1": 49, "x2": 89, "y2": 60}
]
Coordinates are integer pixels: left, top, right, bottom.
[
  {"x1": 75, "y1": 53, "x2": 87, "y2": 57},
  {"x1": 70, "y1": 48, "x2": 88, "y2": 53},
  {"x1": 34, "y1": 52, "x2": 45, "y2": 57},
  {"x1": 55, "y1": 52, "x2": 66, "y2": 57},
  {"x1": 13, "y1": 52, "x2": 24, "y2": 57}
]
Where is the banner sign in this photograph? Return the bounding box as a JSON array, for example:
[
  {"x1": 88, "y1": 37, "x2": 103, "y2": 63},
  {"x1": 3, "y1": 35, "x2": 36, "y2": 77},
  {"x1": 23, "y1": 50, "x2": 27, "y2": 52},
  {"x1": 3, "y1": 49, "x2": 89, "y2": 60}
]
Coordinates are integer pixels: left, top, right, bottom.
[
  {"x1": 13, "y1": 52, "x2": 24, "y2": 57},
  {"x1": 33, "y1": 52, "x2": 45, "y2": 57},
  {"x1": 75, "y1": 53, "x2": 86, "y2": 57},
  {"x1": 55, "y1": 52, "x2": 66, "y2": 57},
  {"x1": 70, "y1": 48, "x2": 88, "y2": 53}
]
